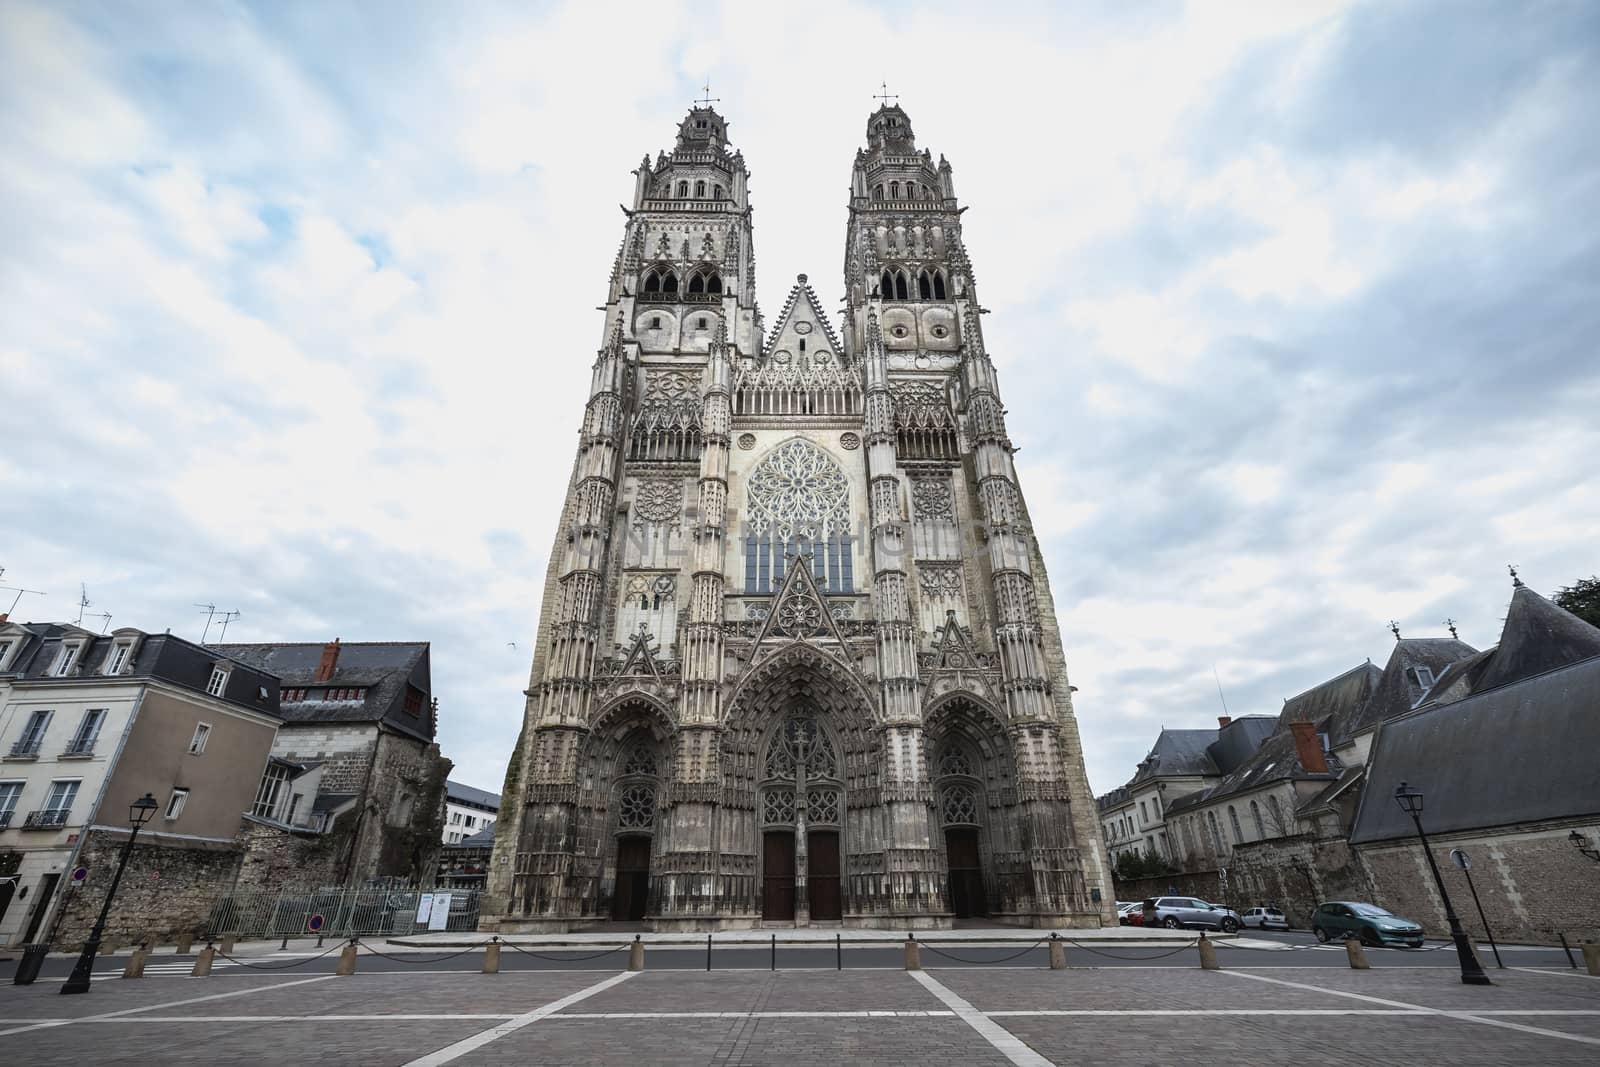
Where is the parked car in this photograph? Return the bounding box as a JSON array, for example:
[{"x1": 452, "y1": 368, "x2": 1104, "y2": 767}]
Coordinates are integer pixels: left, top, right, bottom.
[
  {"x1": 1141, "y1": 896, "x2": 1243, "y2": 933},
  {"x1": 1311, "y1": 901, "x2": 1424, "y2": 947},
  {"x1": 1116, "y1": 901, "x2": 1142, "y2": 925},
  {"x1": 1242, "y1": 906, "x2": 1289, "y2": 930}
]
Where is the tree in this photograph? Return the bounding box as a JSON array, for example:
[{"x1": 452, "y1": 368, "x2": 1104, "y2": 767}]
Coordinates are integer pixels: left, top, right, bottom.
[{"x1": 1554, "y1": 576, "x2": 1600, "y2": 629}]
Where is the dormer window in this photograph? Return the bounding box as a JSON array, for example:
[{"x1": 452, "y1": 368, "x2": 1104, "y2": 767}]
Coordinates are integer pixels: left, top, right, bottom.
[
  {"x1": 0, "y1": 639, "x2": 14, "y2": 671},
  {"x1": 53, "y1": 642, "x2": 83, "y2": 677},
  {"x1": 1411, "y1": 666, "x2": 1435, "y2": 689},
  {"x1": 206, "y1": 666, "x2": 230, "y2": 697},
  {"x1": 104, "y1": 643, "x2": 131, "y2": 675}
]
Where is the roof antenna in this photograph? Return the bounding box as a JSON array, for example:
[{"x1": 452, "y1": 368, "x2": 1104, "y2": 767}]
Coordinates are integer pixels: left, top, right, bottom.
[
  {"x1": 1443, "y1": 617, "x2": 1458, "y2": 639},
  {"x1": 75, "y1": 583, "x2": 92, "y2": 626},
  {"x1": 215, "y1": 610, "x2": 241, "y2": 641},
  {"x1": 195, "y1": 603, "x2": 217, "y2": 643},
  {"x1": 84, "y1": 611, "x2": 112, "y2": 634},
  {"x1": 1389, "y1": 620, "x2": 1402, "y2": 641},
  {"x1": 1212, "y1": 663, "x2": 1231, "y2": 719},
  {"x1": 1, "y1": 582, "x2": 46, "y2": 617},
  {"x1": 1508, "y1": 564, "x2": 1523, "y2": 588}
]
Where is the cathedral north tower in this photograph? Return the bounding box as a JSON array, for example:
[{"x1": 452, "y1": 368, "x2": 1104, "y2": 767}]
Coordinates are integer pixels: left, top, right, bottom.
[{"x1": 485, "y1": 103, "x2": 1114, "y2": 932}]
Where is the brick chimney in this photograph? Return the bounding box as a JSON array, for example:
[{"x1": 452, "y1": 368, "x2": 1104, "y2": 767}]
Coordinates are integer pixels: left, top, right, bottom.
[
  {"x1": 314, "y1": 639, "x2": 341, "y2": 683},
  {"x1": 1217, "y1": 716, "x2": 1231, "y2": 728},
  {"x1": 1288, "y1": 721, "x2": 1329, "y2": 773}
]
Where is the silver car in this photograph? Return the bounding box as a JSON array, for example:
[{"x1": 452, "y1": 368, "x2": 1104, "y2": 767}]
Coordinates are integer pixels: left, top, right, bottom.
[{"x1": 1142, "y1": 896, "x2": 1243, "y2": 932}]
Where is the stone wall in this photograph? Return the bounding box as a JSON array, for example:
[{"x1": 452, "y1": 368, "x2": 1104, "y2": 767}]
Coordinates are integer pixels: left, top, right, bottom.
[
  {"x1": 1356, "y1": 822, "x2": 1600, "y2": 945},
  {"x1": 233, "y1": 819, "x2": 343, "y2": 891},
  {"x1": 50, "y1": 829, "x2": 243, "y2": 948}
]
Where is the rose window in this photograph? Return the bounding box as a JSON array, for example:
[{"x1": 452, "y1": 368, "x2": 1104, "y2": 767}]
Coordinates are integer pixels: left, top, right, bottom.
[
  {"x1": 746, "y1": 438, "x2": 850, "y2": 541},
  {"x1": 618, "y1": 785, "x2": 656, "y2": 829}
]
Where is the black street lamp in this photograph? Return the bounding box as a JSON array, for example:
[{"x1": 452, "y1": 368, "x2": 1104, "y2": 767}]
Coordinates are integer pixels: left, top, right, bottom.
[
  {"x1": 1569, "y1": 831, "x2": 1600, "y2": 864},
  {"x1": 60, "y1": 792, "x2": 159, "y2": 995},
  {"x1": 1393, "y1": 782, "x2": 1491, "y2": 986}
]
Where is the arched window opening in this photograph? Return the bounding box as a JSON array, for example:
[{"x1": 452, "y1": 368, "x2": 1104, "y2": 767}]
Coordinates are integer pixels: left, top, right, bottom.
[
  {"x1": 873, "y1": 184, "x2": 884, "y2": 201},
  {"x1": 1267, "y1": 795, "x2": 1285, "y2": 834},
  {"x1": 879, "y1": 270, "x2": 893, "y2": 299},
  {"x1": 893, "y1": 271, "x2": 909, "y2": 300},
  {"x1": 713, "y1": 184, "x2": 724, "y2": 200},
  {"x1": 797, "y1": 338, "x2": 805, "y2": 353},
  {"x1": 1207, "y1": 810, "x2": 1224, "y2": 853},
  {"x1": 694, "y1": 180, "x2": 706, "y2": 198},
  {"x1": 1229, "y1": 806, "x2": 1244, "y2": 843},
  {"x1": 889, "y1": 181, "x2": 900, "y2": 199},
  {"x1": 662, "y1": 272, "x2": 678, "y2": 294},
  {"x1": 1251, "y1": 800, "x2": 1265, "y2": 838},
  {"x1": 906, "y1": 181, "x2": 917, "y2": 199},
  {"x1": 917, "y1": 271, "x2": 932, "y2": 300},
  {"x1": 742, "y1": 439, "x2": 852, "y2": 595},
  {"x1": 677, "y1": 181, "x2": 688, "y2": 198},
  {"x1": 707, "y1": 273, "x2": 723, "y2": 294},
  {"x1": 688, "y1": 272, "x2": 705, "y2": 294},
  {"x1": 643, "y1": 270, "x2": 662, "y2": 294},
  {"x1": 932, "y1": 270, "x2": 947, "y2": 300}
]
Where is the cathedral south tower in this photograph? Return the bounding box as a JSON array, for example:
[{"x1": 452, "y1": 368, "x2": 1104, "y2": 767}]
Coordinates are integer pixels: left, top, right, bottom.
[{"x1": 485, "y1": 103, "x2": 1115, "y2": 931}]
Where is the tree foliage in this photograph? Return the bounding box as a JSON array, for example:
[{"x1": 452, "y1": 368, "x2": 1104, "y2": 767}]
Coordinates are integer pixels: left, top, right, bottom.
[
  {"x1": 1553, "y1": 575, "x2": 1600, "y2": 629},
  {"x1": 1114, "y1": 848, "x2": 1176, "y2": 882}
]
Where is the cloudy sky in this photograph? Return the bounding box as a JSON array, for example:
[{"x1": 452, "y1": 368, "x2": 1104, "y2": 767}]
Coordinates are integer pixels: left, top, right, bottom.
[{"x1": 3, "y1": 1, "x2": 1597, "y2": 798}]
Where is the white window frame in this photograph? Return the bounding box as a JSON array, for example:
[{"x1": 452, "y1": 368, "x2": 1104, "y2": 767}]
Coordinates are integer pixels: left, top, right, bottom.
[
  {"x1": 189, "y1": 722, "x2": 212, "y2": 755},
  {"x1": 104, "y1": 642, "x2": 131, "y2": 675},
  {"x1": 253, "y1": 763, "x2": 289, "y2": 819},
  {"x1": 205, "y1": 667, "x2": 229, "y2": 697},
  {"x1": 0, "y1": 639, "x2": 15, "y2": 671},
  {"x1": 54, "y1": 642, "x2": 84, "y2": 677},
  {"x1": 165, "y1": 788, "x2": 189, "y2": 820},
  {"x1": 0, "y1": 780, "x2": 23, "y2": 824},
  {"x1": 44, "y1": 778, "x2": 81, "y2": 816},
  {"x1": 65, "y1": 708, "x2": 106, "y2": 755}
]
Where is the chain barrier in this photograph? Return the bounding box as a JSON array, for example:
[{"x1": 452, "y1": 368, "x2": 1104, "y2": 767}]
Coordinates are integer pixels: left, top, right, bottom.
[
  {"x1": 214, "y1": 940, "x2": 348, "y2": 971},
  {"x1": 349, "y1": 938, "x2": 496, "y2": 965},
  {"x1": 920, "y1": 938, "x2": 1048, "y2": 965},
  {"x1": 500, "y1": 940, "x2": 634, "y2": 962},
  {"x1": 1064, "y1": 937, "x2": 1202, "y2": 960}
]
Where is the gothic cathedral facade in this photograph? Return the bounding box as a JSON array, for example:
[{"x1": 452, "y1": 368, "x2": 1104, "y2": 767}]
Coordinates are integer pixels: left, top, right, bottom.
[{"x1": 484, "y1": 104, "x2": 1115, "y2": 931}]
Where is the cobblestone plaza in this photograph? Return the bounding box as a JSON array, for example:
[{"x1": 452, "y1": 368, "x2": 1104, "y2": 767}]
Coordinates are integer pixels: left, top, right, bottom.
[{"x1": 3, "y1": 956, "x2": 1597, "y2": 1065}]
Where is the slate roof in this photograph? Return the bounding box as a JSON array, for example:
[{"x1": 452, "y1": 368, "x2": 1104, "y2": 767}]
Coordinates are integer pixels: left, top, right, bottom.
[
  {"x1": 1460, "y1": 585, "x2": 1600, "y2": 696},
  {"x1": 447, "y1": 826, "x2": 498, "y2": 850},
  {"x1": 1276, "y1": 661, "x2": 1383, "y2": 735},
  {"x1": 1334, "y1": 638, "x2": 1478, "y2": 745},
  {"x1": 1130, "y1": 729, "x2": 1221, "y2": 783},
  {"x1": 1350, "y1": 652, "x2": 1600, "y2": 844},
  {"x1": 213, "y1": 640, "x2": 433, "y2": 741},
  {"x1": 446, "y1": 780, "x2": 501, "y2": 812}
]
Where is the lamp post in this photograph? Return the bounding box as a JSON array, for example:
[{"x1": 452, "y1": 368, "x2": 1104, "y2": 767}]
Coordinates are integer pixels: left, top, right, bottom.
[
  {"x1": 60, "y1": 792, "x2": 159, "y2": 995},
  {"x1": 1569, "y1": 831, "x2": 1600, "y2": 864},
  {"x1": 1393, "y1": 782, "x2": 1491, "y2": 986}
]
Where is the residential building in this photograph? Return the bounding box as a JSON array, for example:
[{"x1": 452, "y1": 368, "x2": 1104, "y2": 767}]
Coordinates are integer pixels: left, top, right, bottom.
[
  {"x1": 0, "y1": 620, "x2": 279, "y2": 947},
  {"x1": 216, "y1": 639, "x2": 451, "y2": 890},
  {"x1": 443, "y1": 780, "x2": 500, "y2": 845},
  {"x1": 488, "y1": 102, "x2": 1114, "y2": 932},
  {"x1": 439, "y1": 826, "x2": 496, "y2": 891}
]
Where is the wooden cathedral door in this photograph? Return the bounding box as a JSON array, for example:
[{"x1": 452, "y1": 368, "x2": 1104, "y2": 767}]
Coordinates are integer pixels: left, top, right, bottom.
[
  {"x1": 806, "y1": 830, "x2": 842, "y2": 921},
  {"x1": 945, "y1": 827, "x2": 987, "y2": 919},
  {"x1": 611, "y1": 836, "x2": 652, "y2": 922},
  {"x1": 763, "y1": 830, "x2": 797, "y2": 921}
]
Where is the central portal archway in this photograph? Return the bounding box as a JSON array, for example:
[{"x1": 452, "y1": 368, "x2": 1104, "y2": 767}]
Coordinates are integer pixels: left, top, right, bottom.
[{"x1": 721, "y1": 645, "x2": 880, "y2": 925}]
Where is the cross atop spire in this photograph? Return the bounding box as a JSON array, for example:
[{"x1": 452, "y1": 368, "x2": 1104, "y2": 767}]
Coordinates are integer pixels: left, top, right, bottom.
[
  {"x1": 1389, "y1": 620, "x2": 1402, "y2": 641},
  {"x1": 694, "y1": 79, "x2": 720, "y2": 109},
  {"x1": 873, "y1": 80, "x2": 898, "y2": 107}
]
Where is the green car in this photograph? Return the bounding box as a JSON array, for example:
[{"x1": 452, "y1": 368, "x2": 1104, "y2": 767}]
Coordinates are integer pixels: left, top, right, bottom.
[{"x1": 1311, "y1": 901, "x2": 1425, "y2": 947}]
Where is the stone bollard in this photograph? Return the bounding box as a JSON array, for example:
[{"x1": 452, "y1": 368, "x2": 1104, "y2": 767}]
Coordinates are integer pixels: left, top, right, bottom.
[
  {"x1": 336, "y1": 939, "x2": 359, "y2": 976},
  {"x1": 1344, "y1": 936, "x2": 1371, "y2": 970},
  {"x1": 1048, "y1": 933, "x2": 1067, "y2": 970},
  {"x1": 192, "y1": 946, "x2": 216, "y2": 977},
  {"x1": 1582, "y1": 942, "x2": 1600, "y2": 977},
  {"x1": 482, "y1": 940, "x2": 501, "y2": 974},
  {"x1": 628, "y1": 935, "x2": 645, "y2": 972},
  {"x1": 122, "y1": 945, "x2": 149, "y2": 979},
  {"x1": 100, "y1": 939, "x2": 120, "y2": 957},
  {"x1": 903, "y1": 936, "x2": 922, "y2": 971},
  {"x1": 175, "y1": 933, "x2": 193, "y2": 955},
  {"x1": 1197, "y1": 933, "x2": 1221, "y2": 971},
  {"x1": 219, "y1": 933, "x2": 237, "y2": 955}
]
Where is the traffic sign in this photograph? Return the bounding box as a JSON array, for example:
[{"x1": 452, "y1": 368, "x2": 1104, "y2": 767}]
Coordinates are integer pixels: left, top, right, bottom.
[
  {"x1": 71, "y1": 867, "x2": 88, "y2": 883},
  {"x1": 1450, "y1": 848, "x2": 1471, "y2": 871},
  {"x1": 308, "y1": 914, "x2": 325, "y2": 932}
]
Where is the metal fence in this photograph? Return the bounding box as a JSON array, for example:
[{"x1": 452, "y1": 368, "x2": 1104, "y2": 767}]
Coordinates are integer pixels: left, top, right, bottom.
[{"x1": 204, "y1": 888, "x2": 481, "y2": 939}]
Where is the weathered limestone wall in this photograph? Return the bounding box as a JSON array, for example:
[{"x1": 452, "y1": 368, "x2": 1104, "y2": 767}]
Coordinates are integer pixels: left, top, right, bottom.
[
  {"x1": 1356, "y1": 822, "x2": 1600, "y2": 945},
  {"x1": 50, "y1": 829, "x2": 242, "y2": 948}
]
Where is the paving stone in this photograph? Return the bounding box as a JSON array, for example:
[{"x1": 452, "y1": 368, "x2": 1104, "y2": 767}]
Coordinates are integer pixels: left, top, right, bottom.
[{"x1": 9, "y1": 1019, "x2": 492, "y2": 1066}]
